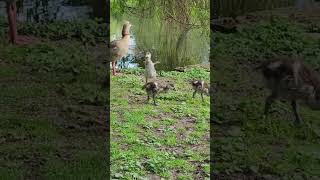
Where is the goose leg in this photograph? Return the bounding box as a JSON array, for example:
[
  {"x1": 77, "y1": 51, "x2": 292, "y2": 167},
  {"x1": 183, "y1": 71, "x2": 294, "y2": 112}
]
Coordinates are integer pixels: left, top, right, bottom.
[
  {"x1": 146, "y1": 94, "x2": 150, "y2": 103},
  {"x1": 264, "y1": 92, "x2": 277, "y2": 119}
]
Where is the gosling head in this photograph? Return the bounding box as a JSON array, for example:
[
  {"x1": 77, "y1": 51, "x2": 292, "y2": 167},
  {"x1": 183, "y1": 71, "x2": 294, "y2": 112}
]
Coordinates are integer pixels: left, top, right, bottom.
[
  {"x1": 145, "y1": 52, "x2": 152, "y2": 60},
  {"x1": 163, "y1": 82, "x2": 175, "y2": 92}
]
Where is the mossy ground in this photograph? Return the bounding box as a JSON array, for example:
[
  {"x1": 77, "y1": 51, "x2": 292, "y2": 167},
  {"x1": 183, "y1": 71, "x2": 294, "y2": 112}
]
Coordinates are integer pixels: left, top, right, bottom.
[
  {"x1": 212, "y1": 8, "x2": 320, "y2": 179},
  {"x1": 0, "y1": 20, "x2": 107, "y2": 179},
  {"x1": 110, "y1": 68, "x2": 210, "y2": 179}
]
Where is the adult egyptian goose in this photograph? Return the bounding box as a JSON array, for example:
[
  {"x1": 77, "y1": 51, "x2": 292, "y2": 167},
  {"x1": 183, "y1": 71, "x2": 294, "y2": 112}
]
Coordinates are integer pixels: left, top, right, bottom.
[{"x1": 109, "y1": 21, "x2": 132, "y2": 75}]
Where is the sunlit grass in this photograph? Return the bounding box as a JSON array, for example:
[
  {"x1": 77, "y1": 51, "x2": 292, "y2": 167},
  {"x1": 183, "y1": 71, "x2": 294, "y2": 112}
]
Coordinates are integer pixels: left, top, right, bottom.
[{"x1": 111, "y1": 67, "x2": 210, "y2": 179}]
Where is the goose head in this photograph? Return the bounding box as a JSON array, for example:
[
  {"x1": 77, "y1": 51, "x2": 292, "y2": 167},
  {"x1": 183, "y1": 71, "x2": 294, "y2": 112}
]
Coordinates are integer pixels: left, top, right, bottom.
[{"x1": 122, "y1": 21, "x2": 132, "y2": 36}]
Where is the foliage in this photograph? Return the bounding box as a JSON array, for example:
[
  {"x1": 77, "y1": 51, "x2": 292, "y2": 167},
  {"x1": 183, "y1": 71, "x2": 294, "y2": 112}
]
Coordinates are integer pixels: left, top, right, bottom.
[
  {"x1": 1, "y1": 41, "x2": 91, "y2": 73},
  {"x1": 306, "y1": 23, "x2": 320, "y2": 33},
  {"x1": 18, "y1": 19, "x2": 107, "y2": 44},
  {"x1": 213, "y1": 17, "x2": 305, "y2": 58},
  {"x1": 212, "y1": 17, "x2": 320, "y2": 66},
  {"x1": 111, "y1": 0, "x2": 209, "y2": 29}
]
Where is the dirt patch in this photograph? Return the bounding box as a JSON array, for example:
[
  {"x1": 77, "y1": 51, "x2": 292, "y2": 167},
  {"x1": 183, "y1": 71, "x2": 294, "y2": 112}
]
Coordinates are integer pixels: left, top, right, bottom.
[{"x1": 176, "y1": 117, "x2": 197, "y2": 141}]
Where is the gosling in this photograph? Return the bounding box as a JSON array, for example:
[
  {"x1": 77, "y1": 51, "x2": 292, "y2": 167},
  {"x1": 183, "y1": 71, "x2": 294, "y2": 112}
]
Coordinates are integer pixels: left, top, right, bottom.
[
  {"x1": 255, "y1": 56, "x2": 320, "y2": 124},
  {"x1": 144, "y1": 52, "x2": 159, "y2": 83},
  {"x1": 190, "y1": 80, "x2": 210, "y2": 102},
  {"x1": 142, "y1": 81, "x2": 174, "y2": 106}
]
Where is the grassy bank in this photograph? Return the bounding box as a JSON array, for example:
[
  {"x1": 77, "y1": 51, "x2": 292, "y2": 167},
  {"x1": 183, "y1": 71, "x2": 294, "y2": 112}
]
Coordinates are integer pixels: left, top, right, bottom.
[
  {"x1": 212, "y1": 15, "x2": 320, "y2": 179},
  {"x1": 0, "y1": 20, "x2": 107, "y2": 179},
  {"x1": 110, "y1": 68, "x2": 210, "y2": 179}
]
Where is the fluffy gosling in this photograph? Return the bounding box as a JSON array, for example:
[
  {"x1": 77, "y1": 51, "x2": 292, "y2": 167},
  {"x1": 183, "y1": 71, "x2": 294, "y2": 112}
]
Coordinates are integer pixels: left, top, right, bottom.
[
  {"x1": 142, "y1": 81, "x2": 174, "y2": 106},
  {"x1": 190, "y1": 80, "x2": 210, "y2": 102}
]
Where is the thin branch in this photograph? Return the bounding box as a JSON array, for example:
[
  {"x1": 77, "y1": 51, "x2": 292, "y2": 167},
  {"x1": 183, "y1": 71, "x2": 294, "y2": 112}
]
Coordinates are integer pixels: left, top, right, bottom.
[{"x1": 163, "y1": 8, "x2": 205, "y2": 28}]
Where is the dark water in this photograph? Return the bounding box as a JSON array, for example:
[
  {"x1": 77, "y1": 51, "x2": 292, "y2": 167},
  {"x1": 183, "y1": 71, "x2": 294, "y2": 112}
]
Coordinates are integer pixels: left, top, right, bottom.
[
  {"x1": 0, "y1": 0, "x2": 106, "y2": 22},
  {"x1": 215, "y1": 0, "x2": 316, "y2": 18}
]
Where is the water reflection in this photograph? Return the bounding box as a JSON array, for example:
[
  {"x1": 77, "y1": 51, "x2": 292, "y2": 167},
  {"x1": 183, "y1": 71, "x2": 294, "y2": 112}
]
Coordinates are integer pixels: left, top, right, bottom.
[{"x1": 111, "y1": 15, "x2": 210, "y2": 71}]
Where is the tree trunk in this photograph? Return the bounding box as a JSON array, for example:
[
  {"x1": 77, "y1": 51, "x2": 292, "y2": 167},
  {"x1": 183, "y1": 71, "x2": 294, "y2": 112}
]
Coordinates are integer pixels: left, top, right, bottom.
[{"x1": 6, "y1": 0, "x2": 18, "y2": 44}]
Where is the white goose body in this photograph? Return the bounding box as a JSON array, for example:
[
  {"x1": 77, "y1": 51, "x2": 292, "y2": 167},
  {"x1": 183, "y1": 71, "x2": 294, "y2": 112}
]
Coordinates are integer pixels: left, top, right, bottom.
[{"x1": 144, "y1": 52, "x2": 157, "y2": 83}]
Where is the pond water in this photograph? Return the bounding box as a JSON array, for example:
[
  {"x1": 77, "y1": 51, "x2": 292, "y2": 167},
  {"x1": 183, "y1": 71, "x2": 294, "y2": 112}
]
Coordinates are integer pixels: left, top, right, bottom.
[
  {"x1": 0, "y1": 0, "x2": 106, "y2": 22},
  {"x1": 111, "y1": 15, "x2": 210, "y2": 71}
]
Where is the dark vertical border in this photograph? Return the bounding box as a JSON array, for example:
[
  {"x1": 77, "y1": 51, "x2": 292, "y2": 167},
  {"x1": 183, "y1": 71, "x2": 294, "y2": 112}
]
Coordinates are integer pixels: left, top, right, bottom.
[
  {"x1": 105, "y1": 0, "x2": 110, "y2": 179},
  {"x1": 210, "y1": 0, "x2": 217, "y2": 178}
]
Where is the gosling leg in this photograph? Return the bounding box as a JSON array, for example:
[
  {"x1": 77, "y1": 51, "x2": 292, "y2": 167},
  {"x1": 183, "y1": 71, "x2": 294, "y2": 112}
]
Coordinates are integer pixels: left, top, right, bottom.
[
  {"x1": 153, "y1": 93, "x2": 158, "y2": 106},
  {"x1": 192, "y1": 90, "x2": 197, "y2": 98},
  {"x1": 201, "y1": 92, "x2": 204, "y2": 102},
  {"x1": 291, "y1": 100, "x2": 302, "y2": 125},
  {"x1": 264, "y1": 92, "x2": 277, "y2": 119}
]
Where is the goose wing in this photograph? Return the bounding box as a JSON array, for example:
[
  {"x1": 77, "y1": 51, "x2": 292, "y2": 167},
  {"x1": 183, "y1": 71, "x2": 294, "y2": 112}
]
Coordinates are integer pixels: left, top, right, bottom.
[{"x1": 108, "y1": 39, "x2": 120, "y2": 55}]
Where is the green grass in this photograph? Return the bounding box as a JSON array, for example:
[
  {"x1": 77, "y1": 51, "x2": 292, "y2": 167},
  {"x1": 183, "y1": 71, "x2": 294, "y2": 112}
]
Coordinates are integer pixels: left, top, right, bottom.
[
  {"x1": 111, "y1": 68, "x2": 210, "y2": 179},
  {"x1": 0, "y1": 21, "x2": 107, "y2": 179},
  {"x1": 212, "y1": 16, "x2": 320, "y2": 179}
]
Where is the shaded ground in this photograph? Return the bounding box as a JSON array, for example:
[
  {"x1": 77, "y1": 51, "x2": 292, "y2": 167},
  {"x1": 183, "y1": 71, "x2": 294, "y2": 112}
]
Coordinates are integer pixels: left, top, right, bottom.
[
  {"x1": 110, "y1": 68, "x2": 210, "y2": 179},
  {"x1": 212, "y1": 4, "x2": 320, "y2": 180},
  {"x1": 0, "y1": 20, "x2": 107, "y2": 179}
]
